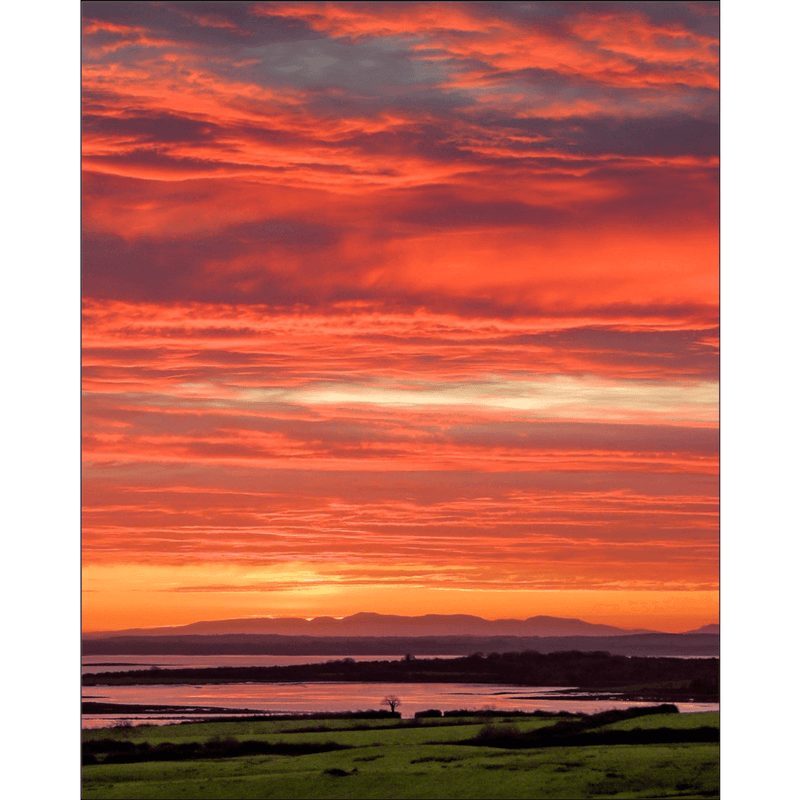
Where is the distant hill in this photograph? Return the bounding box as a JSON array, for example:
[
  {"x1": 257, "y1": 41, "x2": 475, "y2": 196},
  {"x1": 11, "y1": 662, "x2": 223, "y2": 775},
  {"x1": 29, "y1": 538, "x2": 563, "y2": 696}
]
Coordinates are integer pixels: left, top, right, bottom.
[
  {"x1": 82, "y1": 632, "x2": 719, "y2": 658},
  {"x1": 84, "y1": 612, "x2": 658, "y2": 640},
  {"x1": 683, "y1": 624, "x2": 719, "y2": 635}
]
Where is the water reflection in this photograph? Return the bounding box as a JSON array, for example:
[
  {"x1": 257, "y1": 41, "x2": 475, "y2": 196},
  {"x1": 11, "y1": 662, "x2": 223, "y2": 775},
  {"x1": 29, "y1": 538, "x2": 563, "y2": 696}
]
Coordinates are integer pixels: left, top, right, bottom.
[
  {"x1": 82, "y1": 654, "x2": 459, "y2": 675},
  {"x1": 82, "y1": 681, "x2": 719, "y2": 729}
]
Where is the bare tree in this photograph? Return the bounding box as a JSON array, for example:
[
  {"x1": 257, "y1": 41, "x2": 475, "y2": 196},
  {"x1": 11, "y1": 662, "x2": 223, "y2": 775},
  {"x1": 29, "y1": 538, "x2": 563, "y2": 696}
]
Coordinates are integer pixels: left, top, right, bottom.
[{"x1": 381, "y1": 694, "x2": 401, "y2": 713}]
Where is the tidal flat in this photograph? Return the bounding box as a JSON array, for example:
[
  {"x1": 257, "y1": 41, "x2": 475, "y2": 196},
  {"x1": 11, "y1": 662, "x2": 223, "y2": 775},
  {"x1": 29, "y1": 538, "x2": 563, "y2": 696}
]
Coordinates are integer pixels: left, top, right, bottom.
[{"x1": 82, "y1": 708, "x2": 720, "y2": 799}]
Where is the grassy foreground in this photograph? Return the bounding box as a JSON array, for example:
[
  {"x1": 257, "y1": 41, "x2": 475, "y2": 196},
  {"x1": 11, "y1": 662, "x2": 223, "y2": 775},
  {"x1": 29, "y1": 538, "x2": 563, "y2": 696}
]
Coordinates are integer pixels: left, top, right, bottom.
[{"x1": 82, "y1": 711, "x2": 719, "y2": 799}]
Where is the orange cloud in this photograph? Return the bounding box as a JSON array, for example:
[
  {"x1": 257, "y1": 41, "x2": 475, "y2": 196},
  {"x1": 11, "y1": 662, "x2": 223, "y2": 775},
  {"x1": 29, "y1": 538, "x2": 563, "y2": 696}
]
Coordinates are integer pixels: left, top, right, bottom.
[
  {"x1": 261, "y1": 1, "x2": 718, "y2": 92},
  {"x1": 81, "y1": 2, "x2": 718, "y2": 631}
]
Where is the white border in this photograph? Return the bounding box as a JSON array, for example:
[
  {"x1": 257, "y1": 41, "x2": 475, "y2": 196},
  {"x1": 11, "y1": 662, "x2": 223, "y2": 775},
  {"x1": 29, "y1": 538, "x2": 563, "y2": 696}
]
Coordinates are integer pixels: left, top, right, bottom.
[{"x1": 5, "y1": 2, "x2": 80, "y2": 796}]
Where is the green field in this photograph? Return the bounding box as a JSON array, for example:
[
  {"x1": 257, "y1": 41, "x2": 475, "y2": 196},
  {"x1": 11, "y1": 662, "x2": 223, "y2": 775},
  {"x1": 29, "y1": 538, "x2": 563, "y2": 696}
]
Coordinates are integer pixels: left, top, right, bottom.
[{"x1": 82, "y1": 712, "x2": 719, "y2": 799}]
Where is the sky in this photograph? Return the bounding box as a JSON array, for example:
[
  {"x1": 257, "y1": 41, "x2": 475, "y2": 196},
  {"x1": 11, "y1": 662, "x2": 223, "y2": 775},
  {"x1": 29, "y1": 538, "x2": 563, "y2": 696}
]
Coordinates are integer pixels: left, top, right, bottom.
[{"x1": 81, "y1": 0, "x2": 719, "y2": 633}]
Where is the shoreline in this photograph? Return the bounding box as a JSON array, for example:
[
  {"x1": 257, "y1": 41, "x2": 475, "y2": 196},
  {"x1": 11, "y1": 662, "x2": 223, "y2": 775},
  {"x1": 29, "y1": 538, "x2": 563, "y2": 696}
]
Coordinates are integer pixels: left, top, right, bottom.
[{"x1": 81, "y1": 651, "x2": 720, "y2": 706}]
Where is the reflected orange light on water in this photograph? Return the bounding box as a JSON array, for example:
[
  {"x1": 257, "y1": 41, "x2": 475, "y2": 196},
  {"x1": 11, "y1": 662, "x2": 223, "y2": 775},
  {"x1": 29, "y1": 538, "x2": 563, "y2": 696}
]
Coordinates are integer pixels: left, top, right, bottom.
[{"x1": 81, "y1": 680, "x2": 719, "y2": 728}]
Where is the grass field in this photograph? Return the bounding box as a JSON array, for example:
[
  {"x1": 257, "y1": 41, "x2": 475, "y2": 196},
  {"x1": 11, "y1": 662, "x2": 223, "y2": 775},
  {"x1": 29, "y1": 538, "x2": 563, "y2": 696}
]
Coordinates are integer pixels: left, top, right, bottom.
[{"x1": 82, "y1": 712, "x2": 719, "y2": 799}]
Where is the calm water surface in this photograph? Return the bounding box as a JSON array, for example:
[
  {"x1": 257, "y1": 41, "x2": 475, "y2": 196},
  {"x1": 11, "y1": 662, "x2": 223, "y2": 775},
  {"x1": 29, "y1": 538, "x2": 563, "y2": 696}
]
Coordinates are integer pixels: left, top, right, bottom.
[
  {"x1": 82, "y1": 678, "x2": 719, "y2": 729},
  {"x1": 82, "y1": 654, "x2": 456, "y2": 675}
]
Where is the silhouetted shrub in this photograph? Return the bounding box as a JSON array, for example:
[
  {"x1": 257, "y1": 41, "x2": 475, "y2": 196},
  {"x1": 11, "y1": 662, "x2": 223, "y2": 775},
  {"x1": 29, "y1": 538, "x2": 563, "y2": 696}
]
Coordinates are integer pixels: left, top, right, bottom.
[
  {"x1": 205, "y1": 736, "x2": 238, "y2": 748},
  {"x1": 323, "y1": 767, "x2": 357, "y2": 777},
  {"x1": 531, "y1": 709, "x2": 582, "y2": 718},
  {"x1": 90, "y1": 738, "x2": 353, "y2": 765},
  {"x1": 83, "y1": 739, "x2": 138, "y2": 754},
  {"x1": 580, "y1": 704, "x2": 678, "y2": 729},
  {"x1": 112, "y1": 719, "x2": 135, "y2": 737},
  {"x1": 415, "y1": 709, "x2": 443, "y2": 718},
  {"x1": 475, "y1": 722, "x2": 522, "y2": 741},
  {"x1": 411, "y1": 755, "x2": 463, "y2": 764},
  {"x1": 689, "y1": 677, "x2": 719, "y2": 695}
]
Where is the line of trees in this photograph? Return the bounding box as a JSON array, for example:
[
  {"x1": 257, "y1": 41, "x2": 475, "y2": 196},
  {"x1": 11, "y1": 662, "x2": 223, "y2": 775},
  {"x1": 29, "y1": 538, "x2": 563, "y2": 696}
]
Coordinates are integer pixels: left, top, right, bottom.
[{"x1": 83, "y1": 650, "x2": 719, "y2": 700}]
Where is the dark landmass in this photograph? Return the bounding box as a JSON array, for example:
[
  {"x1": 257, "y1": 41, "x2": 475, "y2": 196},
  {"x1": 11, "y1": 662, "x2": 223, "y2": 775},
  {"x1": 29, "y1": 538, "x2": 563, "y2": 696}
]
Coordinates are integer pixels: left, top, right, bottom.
[
  {"x1": 82, "y1": 632, "x2": 718, "y2": 658},
  {"x1": 83, "y1": 737, "x2": 352, "y2": 765},
  {"x1": 82, "y1": 612, "x2": 658, "y2": 639},
  {"x1": 82, "y1": 701, "x2": 269, "y2": 716},
  {"x1": 683, "y1": 623, "x2": 720, "y2": 634},
  {"x1": 83, "y1": 650, "x2": 719, "y2": 702},
  {"x1": 457, "y1": 705, "x2": 719, "y2": 749},
  {"x1": 82, "y1": 702, "x2": 400, "y2": 720}
]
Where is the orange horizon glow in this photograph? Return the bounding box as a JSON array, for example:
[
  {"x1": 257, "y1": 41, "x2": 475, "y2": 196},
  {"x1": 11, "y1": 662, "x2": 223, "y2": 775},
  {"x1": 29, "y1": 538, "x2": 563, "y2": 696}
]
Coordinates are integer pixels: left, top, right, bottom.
[
  {"x1": 82, "y1": 1, "x2": 719, "y2": 635},
  {"x1": 82, "y1": 560, "x2": 718, "y2": 634}
]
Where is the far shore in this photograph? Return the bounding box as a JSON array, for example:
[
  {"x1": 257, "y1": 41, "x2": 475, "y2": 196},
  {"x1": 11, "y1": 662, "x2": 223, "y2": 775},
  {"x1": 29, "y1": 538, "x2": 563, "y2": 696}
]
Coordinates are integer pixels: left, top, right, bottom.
[{"x1": 82, "y1": 650, "x2": 719, "y2": 705}]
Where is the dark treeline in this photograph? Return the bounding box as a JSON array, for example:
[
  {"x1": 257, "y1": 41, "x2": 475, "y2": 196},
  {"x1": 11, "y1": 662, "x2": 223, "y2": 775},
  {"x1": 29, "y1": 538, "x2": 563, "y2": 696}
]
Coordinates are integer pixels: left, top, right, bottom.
[
  {"x1": 83, "y1": 737, "x2": 351, "y2": 766},
  {"x1": 83, "y1": 650, "x2": 719, "y2": 700},
  {"x1": 82, "y1": 703, "x2": 400, "y2": 721},
  {"x1": 82, "y1": 701, "x2": 265, "y2": 716},
  {"x1": 82, "y1": 705, "x2": 718, "y2": 766},
  {"x1": 459, "y1": 704, "x2": 719, "y2": 749},
  {"x1": 464, "y1": 724, "x2": 719, "y2": 750},
  {"x1": 82, "y1": 633, "x2": 718, "y2": 658}
]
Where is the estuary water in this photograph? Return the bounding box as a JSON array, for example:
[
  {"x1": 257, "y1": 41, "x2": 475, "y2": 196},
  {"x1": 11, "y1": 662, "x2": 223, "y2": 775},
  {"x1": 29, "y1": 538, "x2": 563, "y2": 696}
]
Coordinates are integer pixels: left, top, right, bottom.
[
  {"x1": 82, "y1": 659, "x2": 719, "y2": 729},
  {"x1": 82, "y1": 653, "x2": 455, "y2": 675},
  {"x1": 82, "y1": 654, "x2": 719, "y2": 729}
]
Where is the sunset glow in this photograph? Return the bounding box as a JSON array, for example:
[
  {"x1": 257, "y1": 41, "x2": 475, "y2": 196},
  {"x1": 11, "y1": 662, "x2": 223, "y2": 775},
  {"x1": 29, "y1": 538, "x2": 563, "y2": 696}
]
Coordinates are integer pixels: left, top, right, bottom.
[{"x1": 81, "y1": 1, "x2": 719, "y2": 633}]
